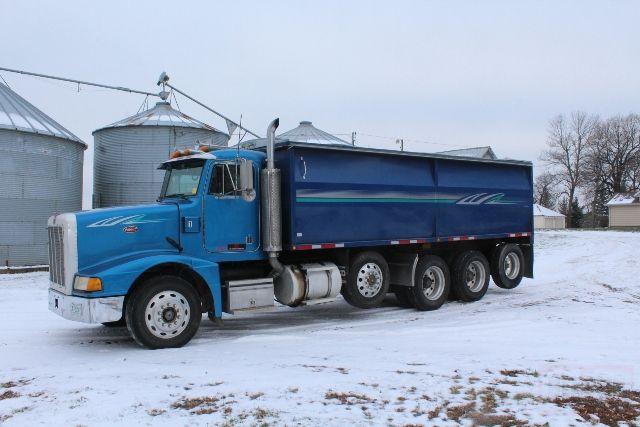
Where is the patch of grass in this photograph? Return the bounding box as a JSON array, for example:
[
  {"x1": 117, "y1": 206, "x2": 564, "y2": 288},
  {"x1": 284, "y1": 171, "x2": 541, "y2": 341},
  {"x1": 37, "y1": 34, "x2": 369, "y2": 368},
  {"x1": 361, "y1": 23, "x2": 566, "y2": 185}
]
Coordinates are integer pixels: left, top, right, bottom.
[
  {"x1": 513, "y1": 392, "x2": 535, "y2": 401},
  {"x1": 500, "y1": 369, "x2": 539, "y2": 378},
  {"x1": 495, "y1": 378, "x2": 518, "y2": 386},
  {"x1": 449, "y1": 385, "x2": 462, "y2": 395},
  {"x1": 620, "y1": 389, "x2": 640, "y2": 403},
  {"x1": 446, "y1": 402, "x2": 476, "y2": 421},
  {"x1": 287, "y1": 387, "x2": 299, "y2": 393},
  {"x1": 171, "y1": 396, "x2": 220, "y2": 410},
  {"x1": 428, "y1": 404, "x2": 444, "y2": 419},
  {"x1": 553, "y1": 395, "x2": 640, "y2": 427},
  {"x1": 561, "y1": 380, "x2": 623, "y2": 394},
  {"x1": 0, "y1": 390, "x2": 20, "y2": 400},
  {"x1": 1, "y1": 379, "x2": 31, "y2": 389},
  {"x1": 192, "y1": 407, "x2": 217, "y2": 415},
  {"x1": 146, "y1": 408, "x2": 166, "y2": 416},
  {"x1": 479, "y1": 389, "x2": 498, "y2": 413},
  {"x1": 468, "y1": 412, "x2": 528, "y2": 427},
  {"x1": 246, "y1": 392, "x2": 264, "y2": 400},
  {"x1": 324, "y1": 391, "x2": 376, "y2": 405}
]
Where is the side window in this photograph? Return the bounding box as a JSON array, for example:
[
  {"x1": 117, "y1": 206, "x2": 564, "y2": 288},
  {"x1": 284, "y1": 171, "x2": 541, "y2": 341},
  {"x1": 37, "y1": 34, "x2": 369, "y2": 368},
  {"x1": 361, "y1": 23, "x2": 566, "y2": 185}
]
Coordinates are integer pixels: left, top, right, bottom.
[{"x1": 209, "y1": 163, "x2": 240, "y2": 197}]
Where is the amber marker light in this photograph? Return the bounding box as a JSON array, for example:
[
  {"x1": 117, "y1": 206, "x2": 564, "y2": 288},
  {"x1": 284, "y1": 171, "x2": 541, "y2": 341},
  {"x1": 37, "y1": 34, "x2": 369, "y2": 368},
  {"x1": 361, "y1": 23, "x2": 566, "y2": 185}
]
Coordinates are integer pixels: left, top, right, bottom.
[{"x1": 74, "y1": 276, "x2": 103, "y2": 292}]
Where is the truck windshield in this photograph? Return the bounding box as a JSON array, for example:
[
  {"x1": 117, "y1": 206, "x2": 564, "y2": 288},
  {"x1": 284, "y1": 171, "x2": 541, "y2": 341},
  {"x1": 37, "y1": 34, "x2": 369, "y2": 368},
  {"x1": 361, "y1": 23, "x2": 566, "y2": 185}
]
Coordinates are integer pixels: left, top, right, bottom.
[{"x1": 160, "y1": 160, "x2": 204, "y2": 199}]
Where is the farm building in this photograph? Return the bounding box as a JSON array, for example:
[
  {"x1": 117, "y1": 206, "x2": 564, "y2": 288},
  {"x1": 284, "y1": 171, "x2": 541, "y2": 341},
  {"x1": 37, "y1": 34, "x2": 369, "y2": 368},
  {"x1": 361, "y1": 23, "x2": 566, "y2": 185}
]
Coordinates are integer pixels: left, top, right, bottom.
[
  {"x1": 0, "y1": 82, "x2": 86, "y2": 266},
  {"x1": 606, "y1": 192, "x2": 640, "y2": 228},
  {"x1": 533, "y1": 204, "x2": 566, "y2": 229}
]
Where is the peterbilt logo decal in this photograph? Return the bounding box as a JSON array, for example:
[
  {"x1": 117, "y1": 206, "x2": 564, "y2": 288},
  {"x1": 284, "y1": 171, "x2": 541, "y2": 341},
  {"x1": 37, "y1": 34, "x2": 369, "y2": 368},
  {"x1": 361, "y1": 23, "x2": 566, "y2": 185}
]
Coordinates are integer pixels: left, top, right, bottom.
[
  {"x1": 123, "y1": 225, "x2": 138, "y2": 234},
  {"x1": 87, "y1": 215, "x2": 163, "y2": 228}
]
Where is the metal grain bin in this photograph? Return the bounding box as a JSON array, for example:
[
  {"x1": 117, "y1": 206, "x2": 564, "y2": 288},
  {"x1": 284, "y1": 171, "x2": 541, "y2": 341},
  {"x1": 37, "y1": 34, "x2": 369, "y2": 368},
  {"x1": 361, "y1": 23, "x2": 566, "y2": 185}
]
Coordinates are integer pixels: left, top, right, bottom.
[
  {"x1": 0, "y1": 82, "x2": 86, "y2": 266},
  {"x1": 92, "y1": 102, "x2": 228, "y2": 208}
]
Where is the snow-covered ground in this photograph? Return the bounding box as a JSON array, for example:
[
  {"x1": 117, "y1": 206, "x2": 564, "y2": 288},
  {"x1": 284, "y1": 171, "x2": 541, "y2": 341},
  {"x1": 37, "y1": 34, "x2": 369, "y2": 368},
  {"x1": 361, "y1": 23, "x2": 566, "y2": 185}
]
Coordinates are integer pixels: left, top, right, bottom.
[{"x1": 1, "y1": 230, "x2": 639, "y2": 426}]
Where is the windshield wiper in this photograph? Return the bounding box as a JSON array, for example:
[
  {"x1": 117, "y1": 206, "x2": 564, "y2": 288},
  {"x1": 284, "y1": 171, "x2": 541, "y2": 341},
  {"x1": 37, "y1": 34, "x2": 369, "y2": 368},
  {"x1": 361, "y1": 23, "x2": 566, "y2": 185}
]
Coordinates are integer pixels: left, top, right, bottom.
[{"x1": 160, "y1": 193, "x2": 190, "y2": 201}]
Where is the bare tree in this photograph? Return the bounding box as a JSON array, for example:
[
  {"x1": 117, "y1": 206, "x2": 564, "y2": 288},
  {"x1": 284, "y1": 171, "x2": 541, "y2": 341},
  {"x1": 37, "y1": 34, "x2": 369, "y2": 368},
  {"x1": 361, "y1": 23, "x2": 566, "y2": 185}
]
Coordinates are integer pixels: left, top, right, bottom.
[
  {"x1": 587, "y1": 114, "x2": 640, "y2": 195},
  {"x1": 541, "y1": 112, "x2": 596, "y2": 227},
  {"x1": 534, "y1": 171, "x2": 558, "y2": 209}
]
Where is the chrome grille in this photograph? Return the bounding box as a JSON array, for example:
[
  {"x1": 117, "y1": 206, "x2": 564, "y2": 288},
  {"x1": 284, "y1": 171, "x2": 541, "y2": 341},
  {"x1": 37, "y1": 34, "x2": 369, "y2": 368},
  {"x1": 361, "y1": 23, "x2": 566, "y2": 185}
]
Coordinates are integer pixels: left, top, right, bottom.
[{"x1": 48, "y1": 226, "x2": 65, "y2": 286}]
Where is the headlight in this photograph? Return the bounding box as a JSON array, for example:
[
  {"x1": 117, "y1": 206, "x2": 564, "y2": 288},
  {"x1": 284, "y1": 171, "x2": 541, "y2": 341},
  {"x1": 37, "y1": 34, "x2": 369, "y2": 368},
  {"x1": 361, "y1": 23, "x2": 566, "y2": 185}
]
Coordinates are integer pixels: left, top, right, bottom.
[{"x1": 74, "y1": 276, "x2": 103, "y2": 292}]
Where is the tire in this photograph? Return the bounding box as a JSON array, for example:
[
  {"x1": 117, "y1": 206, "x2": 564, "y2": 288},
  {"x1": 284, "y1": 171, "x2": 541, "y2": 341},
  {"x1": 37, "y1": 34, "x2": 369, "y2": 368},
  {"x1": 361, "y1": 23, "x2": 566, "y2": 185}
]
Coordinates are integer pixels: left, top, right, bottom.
[
  {"x1": 410, "y1": 255, "x2": 450, "y2": 311},
  {"x1": 450, "y1": 250, "x2": 490, "y2": 302},
  {"x1": 491, "y1": 244, "x2": 524, "y2": 289},
  {"x1": 102, "y1": 318, "x2": 126, "y2": 328},
  {"x1": 126, "y1": 275, "x2": 202, "y2": 349},
  {"x1": 342, "y1": 251, "x2": 390, "y2": 309}
]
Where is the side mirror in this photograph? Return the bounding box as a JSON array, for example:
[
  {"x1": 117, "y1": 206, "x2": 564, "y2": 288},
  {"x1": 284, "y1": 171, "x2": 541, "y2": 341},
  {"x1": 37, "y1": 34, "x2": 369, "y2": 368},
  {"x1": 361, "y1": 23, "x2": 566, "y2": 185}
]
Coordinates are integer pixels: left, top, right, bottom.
[{"x1": 239, "y1": 159, "x2": 256, "y2": 202}]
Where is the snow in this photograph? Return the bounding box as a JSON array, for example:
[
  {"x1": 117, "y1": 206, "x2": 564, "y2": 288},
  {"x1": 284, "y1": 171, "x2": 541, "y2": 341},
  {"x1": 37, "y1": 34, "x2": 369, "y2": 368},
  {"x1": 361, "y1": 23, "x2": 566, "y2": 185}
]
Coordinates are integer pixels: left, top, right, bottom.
[
  {"x1": 607, "y1": 192, "x2": 640, "y2": 206},
  {"x1": 533, "y1": 203, "x2": 565, "y2": 217},
  {"x1": 1, "y1": 230, "x2": 639, "y2": 426}
]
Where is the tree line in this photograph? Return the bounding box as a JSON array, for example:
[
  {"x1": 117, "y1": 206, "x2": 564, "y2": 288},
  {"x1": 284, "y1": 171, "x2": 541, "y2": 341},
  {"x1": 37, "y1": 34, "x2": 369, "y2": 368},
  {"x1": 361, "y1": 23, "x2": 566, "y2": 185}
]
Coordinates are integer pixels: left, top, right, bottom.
[{"x1": 535, "y1": 111, "x2": 640, "y2": 227}]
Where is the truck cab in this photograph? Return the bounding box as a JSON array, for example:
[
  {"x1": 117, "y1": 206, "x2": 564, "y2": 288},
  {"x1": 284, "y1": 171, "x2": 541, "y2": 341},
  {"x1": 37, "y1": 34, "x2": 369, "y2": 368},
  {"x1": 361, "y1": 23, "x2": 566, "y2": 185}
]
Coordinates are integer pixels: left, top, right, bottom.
[{"x1": 48, "y1": 148, "x2": 275, "y2": 348}]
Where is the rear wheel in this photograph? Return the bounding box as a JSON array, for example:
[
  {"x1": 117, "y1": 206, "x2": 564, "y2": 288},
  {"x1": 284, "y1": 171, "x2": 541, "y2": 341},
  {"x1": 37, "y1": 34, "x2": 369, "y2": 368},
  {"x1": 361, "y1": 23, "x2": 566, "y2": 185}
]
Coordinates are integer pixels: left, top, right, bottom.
[
  {"x1": 342, "y1": 251, "x2": 390, "y2": 309},
  {"x1": 410, "y1": 255, "x2": 450, "y2": 311},
  {"x1": 491, "y1": 244, "x2": 524, "y2": 289},
  {"x1": 451, "y1": 251, "x2": 490, "y2": 302},
  {"x1": 126, "y1": 275, "x2": 202, "y2": 349}
]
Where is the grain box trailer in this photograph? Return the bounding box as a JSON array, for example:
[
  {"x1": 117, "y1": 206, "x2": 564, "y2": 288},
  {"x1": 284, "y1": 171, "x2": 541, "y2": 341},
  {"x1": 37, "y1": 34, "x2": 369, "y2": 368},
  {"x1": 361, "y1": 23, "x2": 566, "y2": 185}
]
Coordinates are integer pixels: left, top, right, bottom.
[{"x1": 48, "y1": 119, "x2": 533, "y2": 348}]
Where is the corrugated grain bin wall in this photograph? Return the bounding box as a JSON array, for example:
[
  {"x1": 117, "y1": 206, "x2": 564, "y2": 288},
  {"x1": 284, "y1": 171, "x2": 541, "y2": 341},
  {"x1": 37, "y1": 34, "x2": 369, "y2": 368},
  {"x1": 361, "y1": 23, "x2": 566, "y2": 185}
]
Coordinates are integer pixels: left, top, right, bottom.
[
  {"x1": 0, "y1": 83, "x2": 85, "y2": 266},
  {"x1": 92, "y1": 102, "x2": 229, "y2": 208}
]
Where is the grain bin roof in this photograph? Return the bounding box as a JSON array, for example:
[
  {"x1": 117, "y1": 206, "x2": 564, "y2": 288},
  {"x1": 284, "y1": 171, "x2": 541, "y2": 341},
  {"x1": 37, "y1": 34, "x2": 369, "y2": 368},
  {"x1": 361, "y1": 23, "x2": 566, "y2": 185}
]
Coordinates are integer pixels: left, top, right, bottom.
[
  {"x1": 239, "y1": 120, "x2": 350, "y2": 148},
  {"x1": 278, "y1": 121, "x2": 350, "y2": 145},
  {"x1": 93, "y1": 101, "x2": 224, "y2": 134},
  {"x1": 437, "y1": 146, "x2": 497, "y2": 160},
  {"x1": 0, "y1": 82, "x2": 85, "y2": 146}
]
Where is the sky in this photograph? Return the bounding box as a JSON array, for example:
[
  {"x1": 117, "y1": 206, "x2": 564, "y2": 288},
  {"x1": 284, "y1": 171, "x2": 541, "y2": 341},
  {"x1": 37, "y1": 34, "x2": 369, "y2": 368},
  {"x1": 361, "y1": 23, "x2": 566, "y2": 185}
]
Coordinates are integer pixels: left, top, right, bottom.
[{"x1": 1, "y1": 0, "x2": 639, "y2": 208}]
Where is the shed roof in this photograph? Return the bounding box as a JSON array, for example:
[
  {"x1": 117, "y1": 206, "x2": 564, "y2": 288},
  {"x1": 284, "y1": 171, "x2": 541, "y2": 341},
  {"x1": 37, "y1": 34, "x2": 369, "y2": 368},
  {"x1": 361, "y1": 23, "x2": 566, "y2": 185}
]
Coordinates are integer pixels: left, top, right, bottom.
[
  {"x1": 0, "y1": 82, "x2": 85, "y2": 145},
  {"x1": 533, "y1": 204, "x2": 565, "y2": 217},
  {"x1": 606, "y1": 192, "x2": 640, "y2": 206},
  {"x1": 94, "y1": 101, "x2": 225, "y2": 134},
  {"x1": 437, "y1": 146, "x2": 497, "y2": 160}
]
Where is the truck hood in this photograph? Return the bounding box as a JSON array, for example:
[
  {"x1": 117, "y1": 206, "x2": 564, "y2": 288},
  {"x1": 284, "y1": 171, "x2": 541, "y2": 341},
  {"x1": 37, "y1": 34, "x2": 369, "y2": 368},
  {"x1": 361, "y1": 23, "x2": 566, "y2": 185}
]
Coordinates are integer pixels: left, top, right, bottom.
[{"x1": 74, "y1": 203, "x2": 180, "y2": 272}]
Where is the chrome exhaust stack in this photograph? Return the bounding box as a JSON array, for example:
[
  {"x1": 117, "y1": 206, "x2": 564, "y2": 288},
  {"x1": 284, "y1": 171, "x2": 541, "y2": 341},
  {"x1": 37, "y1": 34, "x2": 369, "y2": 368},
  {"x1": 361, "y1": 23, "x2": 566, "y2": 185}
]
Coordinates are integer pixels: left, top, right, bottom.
[
  {"x1": 260, "y1": 118, "x2": 342, "y2": 303},
  {"x1": 261, "y1": 118, "x2": 284, "y2": 275}
]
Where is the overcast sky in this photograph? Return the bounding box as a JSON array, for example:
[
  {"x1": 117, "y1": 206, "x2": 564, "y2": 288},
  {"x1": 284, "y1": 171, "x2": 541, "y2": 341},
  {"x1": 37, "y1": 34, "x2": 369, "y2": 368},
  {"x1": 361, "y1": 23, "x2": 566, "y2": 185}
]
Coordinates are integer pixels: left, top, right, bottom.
[{"x1": 2, "y1": 0, "x2": 639, "y2": 208}]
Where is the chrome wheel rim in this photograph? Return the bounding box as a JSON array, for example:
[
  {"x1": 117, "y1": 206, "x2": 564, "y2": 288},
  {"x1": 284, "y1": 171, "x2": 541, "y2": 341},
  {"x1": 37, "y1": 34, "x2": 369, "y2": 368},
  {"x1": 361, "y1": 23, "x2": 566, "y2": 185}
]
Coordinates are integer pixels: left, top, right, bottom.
[
  {"x1": 356, "y1": 263, "x2": 384, "y2": 298},
  {"x1": 504, "y1": 252, "x2": 520, "y2": 280},
  {"x1": 465, "y1": 260, "x2": 486, "y2": 292},
  {"x1": 421, "y1": 266, "x2": 446, "y2": 301},
  {"x1": 144, "y1": 290, "x2": 190, "y2": 339}
]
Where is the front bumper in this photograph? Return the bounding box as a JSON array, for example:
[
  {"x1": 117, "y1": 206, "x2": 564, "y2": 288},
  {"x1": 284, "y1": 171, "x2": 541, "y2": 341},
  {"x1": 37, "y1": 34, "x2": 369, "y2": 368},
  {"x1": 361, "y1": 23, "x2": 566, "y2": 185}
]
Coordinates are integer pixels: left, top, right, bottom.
[{"x1": 48, "y1": 289, "x2": 124, "y2": 324}]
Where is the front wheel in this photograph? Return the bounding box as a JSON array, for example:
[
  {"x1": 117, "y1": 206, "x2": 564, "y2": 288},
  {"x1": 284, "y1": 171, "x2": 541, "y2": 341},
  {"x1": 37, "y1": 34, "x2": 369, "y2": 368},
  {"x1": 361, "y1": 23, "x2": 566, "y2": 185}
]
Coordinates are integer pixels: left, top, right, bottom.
[
  {"x1": 342, "y1": 251, "x2": 390, "y2": 309},
  {"x1": 126, "y1": 275, "x2": 202, "y2": 349}
]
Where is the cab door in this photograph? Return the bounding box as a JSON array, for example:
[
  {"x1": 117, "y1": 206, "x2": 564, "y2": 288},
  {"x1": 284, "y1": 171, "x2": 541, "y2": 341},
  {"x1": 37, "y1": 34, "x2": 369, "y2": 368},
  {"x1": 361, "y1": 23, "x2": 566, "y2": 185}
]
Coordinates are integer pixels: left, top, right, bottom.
[{"x1": 203, "y1": 160, "x2": 259, "y2": 253}]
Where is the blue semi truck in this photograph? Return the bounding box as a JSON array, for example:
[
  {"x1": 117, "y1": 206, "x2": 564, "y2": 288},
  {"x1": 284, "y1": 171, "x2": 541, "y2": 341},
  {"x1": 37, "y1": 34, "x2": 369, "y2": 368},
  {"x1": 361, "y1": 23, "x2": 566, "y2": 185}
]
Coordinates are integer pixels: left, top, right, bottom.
[{"x1": 48, "y1": 119, "x2": 533, "y2": 349}]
